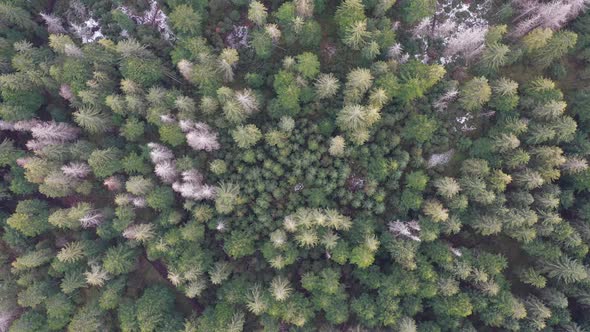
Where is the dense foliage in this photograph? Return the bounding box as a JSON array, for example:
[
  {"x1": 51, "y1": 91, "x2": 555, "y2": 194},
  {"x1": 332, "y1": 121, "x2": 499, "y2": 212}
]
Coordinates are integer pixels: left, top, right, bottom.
[{"x1": 1, "y1": 0, "x2": 590, "y2": 330}]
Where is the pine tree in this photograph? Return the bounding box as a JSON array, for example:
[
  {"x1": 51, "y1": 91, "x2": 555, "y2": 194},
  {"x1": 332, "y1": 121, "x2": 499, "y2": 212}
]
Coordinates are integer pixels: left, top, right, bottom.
[
  {"x1": 522, "y1": 28, "x2": 553, "y2": 52},
  {"x1": 209, "y1": 261, "x2": 232, "y2": 285},
  {"x1": 422, "y1": 200, "x2": 449, "y2": 222},
  {"x1": 533, "y1": 31, "x2": 578, "y2": 69},
  {"x1": 514, "y1": 169, "x2": 545, "y2": 190},
  {"x1": 102, "y1": 244, "x2": 137, "y2": 276},
  {"x1": 246, "y1": 284, "x2": 268, "y2": 315},
  {"x1": 335, "y1": 0, "x2": 366, "y2": 36},
  {"x1": 296, "y1": 52, "x2": 320, "y2": 79},
  {"x1": 215, "y1": 182, "x2": 240, "y2": 214},
  {"x1": 492, "y1": 133, "x2": 520, "y2": 152},
  {"x1": 337, "y1": 104, "x2": 367, "y2": 131},
  {"x1": 490, "y1": 78, "x2": 519, "y2": 111},
  {"x1": 520, "y1": 267, "x2": 547, "y2": 288},
  {"x1": 532, "y1": 100, "x2": 567, "y2": 120},
  {"x1": 169, "y1": 4, "x2": 202, "y2": 36},
  {"x1": 344, "y1": 20, "x2": 370, "y2": 50},
  {"x1": 480, "y1": 43, "x2": 510, "y2": 71},
  {"x1": 61, "y1": 270, "x2": 86, "y2": 294},
  {"x1": 540, "y1": 257, "x2": 588, "y2": 284},
  {"x1": 270, "y1": 276, "x2": 292, "y2": 301},
  {"x1": 397, "y1": 317, "x2": 417, "y2": 332},
  {"x1": 248, "y1": 1, "x2": 268, "y2": 26},
  {"x1": 368, "y1": 88, "x2": 389, "y2": 107},
  {"x1": 7, "y1": 199, "x2": 50, "y2": 237},
  {"x1": 329, "y1": 136, "x2": 346, "y2": 157},
  {"x1": 344, "y1": 68, "x2": 373, "y2": 103},
  {"x1": 315, "y1": 74, "x2": 340, "y2": 99},
  {"x1": 57, "y1": 242, "x2": 86, "y2": 263},
  {"x1": 562, "y1": 156, "x2": 588, "y2": 174},
  {"x1": 126, "y1": 176, "x2": 154, "y2": 196},
  {"x1": 218, "y1": 48, "x2": 239, "y2": 82},
  {"x1": 459, "y1": 77, "x2": 492, "y2": 112},
  {"x1": 434, "y1": 177, "x2": 461, "y2": 199},
  {"x1": 373, "y1": 0, "x2": 397, "y2": 17},
  {"x1": 85, "y1": 264, "x2": 110, "y2": 287},
  {"x1": 296, "y1": 229, "x2": 319, "y2": 247},
  {"x1": 11, "y1": 249, "x2": 53, "y2": 272},
  {"x1": 0, "y1": 3, "x2": 37, "y2": 31},
  {"x1": 88, "y1": 148, "x2": 123, "y2": 178},
  {"x1": 123, "y1": 224, "x2": 155, "y2": 242},
  {"x1": 232, "y1": 124, "x2": 262, "y2": 148}
]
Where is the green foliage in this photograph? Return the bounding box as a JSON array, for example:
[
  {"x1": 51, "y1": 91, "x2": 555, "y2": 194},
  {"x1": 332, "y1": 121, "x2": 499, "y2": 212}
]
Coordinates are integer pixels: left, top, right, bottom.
[
  {"x1": 210, "y1": 159, "x2": 227, "y2": 175},
  {"x1": 335, "y1": 0, "x2": 366, "y2": 36},
  {"x1": 251, "y1": 30, "x2": 273, "y2": 60},
  {"x1": 248, "y1": 1, "x2": 268, "y2": 26},
  {"x1": 88, "y1": 148, "x2": 123, "y2": 178},
  {"x1": 54, "y1": 58, "x2": 92, "y2": 93},
  {"x1": 296, "y1": 52, "x2": 320, "y2": 79},
  {"x1": 146, "y1": 186, "x2": 175, "y2": 211},
  {"x1": 136, "y1": 285, "x2": 183, "y2": 332},
  {"x1": 224, "y1": 230, "x2": 256, "y2": 258},
  {"x1": 300, "y1": 20, "x2": 322, "y2": 49},
  {"x1": 403, "y1": 114, "x2": 437, "y2": 143},
  {"x1": 232, "y1": 124, "x2": 262, "y2": 148},
  {"x1": 122, "y1": 152, "x2": 150, "y2": 174},
  {"x1": 540, "y1": 257, "x2": 588, "y2": 284},
  {"x1": 120, "y1": 58, "x2": 164, "y2": 87},
  {"x1": 480, "y1": 43, "x2": 510, "y2": 72},
  {"x1": 273, "y1": 70, "x2": 301, "y2": 115},
  {"x1": 7, "y1": 199, "x2": 49, "y2": 237},
  {"x1": 170, "y1": 4, "x2": 202, "y2": 36},
  {"x1": 396, "y1": 61, "x2": 445, "y2": 103},
  {"x1": 459, "y1": 77, "x2": 492, "y2": 112},
  {"x1": 489, "y1": 78, "x2": 519, "y2": 112},
  {"x1": 8, "y1": 310, "x2": 48, "y2": 332},
  {"x1": 0, "y1": 88, "x2": 44, "y2": 121},
  {"x1": 159, "y1": 124, "x2": 186, "y2": 146},
  {"x1": 1, "y1": 2, "x2": 589, "y2": 331},
  {"x1": 46, "y1": 293, "x2": 74, "y2": 330},
  {"x1": 103, "y1": 244, "x2": 137, "y2": 275},
  {"x1": 73, "y1": 108, "x2": 112, "y2": 134},
  {"x1": 432, "y1": 293, "x2": 473, "y2": 318},
  {"x1": 532, "y1": 31, "x2": 577, "y2": 69},
  {"x1": 485, "y1": 25, "x2": 507, "y2": 45},
  {"x1": 522, "y1": 28, "x2": 553, "y2": 53},
  {"x1": 344, "y1": 20, "x2": 370, "y2": 50},
  {"x1": 406, "y1": 171, "x2": 429, "y2": 191},
  {"x1": 0, "y1": 139, "x2": 19, "y2": 167},
  {"x1": 67, "y1": 303, "x2": 104, "y2": 332},
  {"x1": 121, "y1": 118, "x2": 145, "y2": 141},
  {"x1": 401, "y1": 0, "x2": 436, "y2": 24}
]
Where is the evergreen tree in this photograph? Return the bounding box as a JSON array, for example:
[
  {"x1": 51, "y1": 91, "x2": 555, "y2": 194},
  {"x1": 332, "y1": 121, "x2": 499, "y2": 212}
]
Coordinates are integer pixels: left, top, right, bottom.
[{"x1": 459, "y1": 77, "x2": 492, "y2": 112}]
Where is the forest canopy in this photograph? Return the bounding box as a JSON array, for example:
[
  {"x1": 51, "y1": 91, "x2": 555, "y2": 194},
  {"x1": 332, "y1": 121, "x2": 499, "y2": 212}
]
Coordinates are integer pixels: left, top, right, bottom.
[{"x1": 2, "y1": 0, "x2": 590, "y2": 331}]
